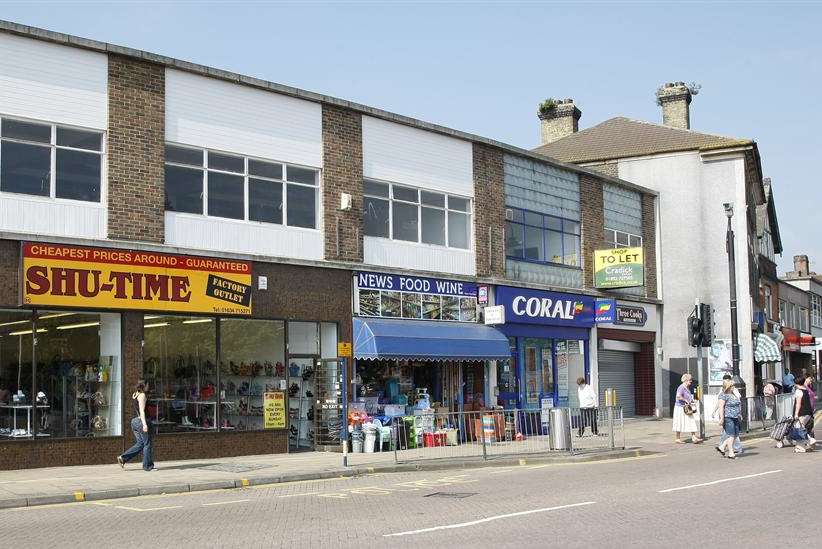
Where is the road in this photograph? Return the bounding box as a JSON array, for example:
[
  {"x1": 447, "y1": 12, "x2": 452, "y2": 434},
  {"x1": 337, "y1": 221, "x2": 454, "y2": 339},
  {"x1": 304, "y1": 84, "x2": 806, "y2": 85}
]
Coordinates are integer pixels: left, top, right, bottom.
[{"x1": 2, "y1": 438, "x2": 818, "y2": 548}]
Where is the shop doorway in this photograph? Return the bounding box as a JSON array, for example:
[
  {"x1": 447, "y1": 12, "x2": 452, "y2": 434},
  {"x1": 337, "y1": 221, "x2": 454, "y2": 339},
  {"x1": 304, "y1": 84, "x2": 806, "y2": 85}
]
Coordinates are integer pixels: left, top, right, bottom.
[
  {"x1": 287, "y1": 355, "x2": 318, "y2": 452},
  {"x1": 313, "y1": 358, "x2": 344, "y2": 451},
  {"x1": 462, "y1": 362, "x2": 486, "y2": 409}
]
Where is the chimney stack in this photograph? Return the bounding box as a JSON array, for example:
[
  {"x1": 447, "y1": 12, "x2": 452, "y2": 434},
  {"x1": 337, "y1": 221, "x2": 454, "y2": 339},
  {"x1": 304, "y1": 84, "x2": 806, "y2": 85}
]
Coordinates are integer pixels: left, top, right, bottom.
[
  {"x1": 655, "y1": 82, "x2": 693, "y2": 130},
  {"x1": 538, "y1": 98, "x2": 581, "y2": 145},
  {"x1": 794, "y1": 255, "x2": 810, "y2": 277}
]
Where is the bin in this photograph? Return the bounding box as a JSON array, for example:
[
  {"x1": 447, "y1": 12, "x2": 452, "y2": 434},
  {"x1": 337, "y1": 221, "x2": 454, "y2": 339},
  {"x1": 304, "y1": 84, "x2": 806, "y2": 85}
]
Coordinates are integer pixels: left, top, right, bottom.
[
  {"x1": 351, "y1": 430, "x2": 364, "y2": 453},
  {"x1": 363, "y1": 425, "x2": 377, "y2": 453},
  {"x1": 548, "y1": 408, "x2": 572, "y2": 450}
]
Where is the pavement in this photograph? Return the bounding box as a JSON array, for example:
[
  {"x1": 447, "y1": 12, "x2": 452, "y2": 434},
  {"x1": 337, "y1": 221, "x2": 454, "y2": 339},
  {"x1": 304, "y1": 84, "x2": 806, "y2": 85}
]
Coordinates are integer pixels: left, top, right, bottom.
[
  {"x1": 0, "y1": 416, "x2": 777, "y2": 510},
  {"x1": 1, "y1": 430, "x2": 817, "y2": 549}
]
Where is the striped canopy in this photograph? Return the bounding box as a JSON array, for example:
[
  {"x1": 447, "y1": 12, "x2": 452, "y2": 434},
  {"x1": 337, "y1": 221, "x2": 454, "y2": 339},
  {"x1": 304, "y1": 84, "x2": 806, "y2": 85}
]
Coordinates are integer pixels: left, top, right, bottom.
[{"x1": 754, "y1": 333, "x2": 781, "y2": 363}]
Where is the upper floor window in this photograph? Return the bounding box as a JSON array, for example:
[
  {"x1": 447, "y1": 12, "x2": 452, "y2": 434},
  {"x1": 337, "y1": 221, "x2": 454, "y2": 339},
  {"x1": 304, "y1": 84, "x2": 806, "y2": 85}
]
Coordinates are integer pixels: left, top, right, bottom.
[
  {"x1": 799, "y1": 307, "x2": 809, "y2": 332},
  {"x1": 604, "y1": 228, "x2": 642, "y2": 249},
  {"x1": 363, "y1": 180, "x2": 471, "y2": 250},
  {"x1": 763, "y1": 285, "x2": 773, "y2": 320},
  {"x1": 779, "y1": 299, "x2": 787, "y2": 326},
  {"x1": 164, "y1": 144, "x2": 318, "y2": 229},
  {"x1": 0, "y1": 117, "x2": 103, "y2": 202},
  {"x1": 811, "y1": 294, "x2": 822, "y2": 328},
  {"x1": 759, "y1": 229, "x2": 775, "y2": 262},
  {"x1": 505, "y1": 207, "x2": 580, "y2": 267}
]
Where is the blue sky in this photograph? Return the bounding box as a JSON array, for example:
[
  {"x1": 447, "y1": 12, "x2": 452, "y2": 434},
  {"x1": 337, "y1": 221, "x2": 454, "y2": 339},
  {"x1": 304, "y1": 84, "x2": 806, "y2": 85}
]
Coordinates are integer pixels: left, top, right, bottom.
[{"x1": 1, "y1": 1, "x2": 819, "y2": 274}]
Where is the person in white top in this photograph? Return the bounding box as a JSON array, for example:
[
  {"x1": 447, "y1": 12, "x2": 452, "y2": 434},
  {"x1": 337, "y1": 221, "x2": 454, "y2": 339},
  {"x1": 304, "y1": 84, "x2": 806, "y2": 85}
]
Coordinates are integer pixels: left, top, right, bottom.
[{"x1": 577, "y1": 377, "x2": 599, "y2": 437}]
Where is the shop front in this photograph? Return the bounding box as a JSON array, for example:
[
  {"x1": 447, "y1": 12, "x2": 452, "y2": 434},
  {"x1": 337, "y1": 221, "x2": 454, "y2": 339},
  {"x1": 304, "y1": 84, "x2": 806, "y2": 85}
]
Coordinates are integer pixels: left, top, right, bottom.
[
  {"x1": 492, "y1": 286, "x2": 595, "y2": 412},
  {"x1": 781, "y1": 327, "x2": 816, "y2": 379},
  {"x1": 592, "y1": 299, "x2": 659, "y2": 417},
  {"x1": 351, "y1": 272, "x2": 510, "y2": 422},
  {"x1": 0, "y1": 240, "x2": 350, "y2": 470}
]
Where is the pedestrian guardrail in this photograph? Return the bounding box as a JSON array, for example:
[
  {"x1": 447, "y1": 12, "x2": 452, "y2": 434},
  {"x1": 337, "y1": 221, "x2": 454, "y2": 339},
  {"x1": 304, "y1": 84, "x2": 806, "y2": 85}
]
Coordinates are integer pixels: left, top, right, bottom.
[
  {"x1": 344, "y1": 407, "x2": 624, "y2": 464},
  {"x1": 743, "y1": 394, "x2": 793, "y2": 433}
]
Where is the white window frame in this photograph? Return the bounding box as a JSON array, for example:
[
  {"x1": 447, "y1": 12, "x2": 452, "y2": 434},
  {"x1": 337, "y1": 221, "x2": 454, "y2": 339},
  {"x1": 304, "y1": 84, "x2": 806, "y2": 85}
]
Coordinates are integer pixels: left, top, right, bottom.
[
  {"x1": 779, "y1": 299, "x2": 787, "y2": 326},
  {"x1": 811, "y1": 293, "x2": 822, "y2": 328},
  {"x1": 363, "y1": 178, "x2": 472, "y2": 250},
  {"x1": 799, "y1": 307, "x2": 809, "y2": 333},
  {"x1": 164, "y1": 143, "x2": 319, "y2": 230},
  {"x1": 763, "y1": 285, "x2": 773, "y2": 320},
  {"x1": 759, "y1": 229, "x2": 775, "y2": 262},
  {"x1": 0, "y1": 114, "x2": 106, "y2": 205},
  {"x1": 604, "y1": 227, "x2": 643, "y2": 249}
]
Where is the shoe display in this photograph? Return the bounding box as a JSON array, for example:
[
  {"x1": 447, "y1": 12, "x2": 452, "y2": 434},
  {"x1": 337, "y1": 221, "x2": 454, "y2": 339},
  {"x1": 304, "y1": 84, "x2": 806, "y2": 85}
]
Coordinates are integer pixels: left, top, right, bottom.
[
  {"x1": 289, "y1": 383, "x2": 300, "y2": 397},
  {"x1": 305, "y1": 390, "x2": 313, "y2": 398}
]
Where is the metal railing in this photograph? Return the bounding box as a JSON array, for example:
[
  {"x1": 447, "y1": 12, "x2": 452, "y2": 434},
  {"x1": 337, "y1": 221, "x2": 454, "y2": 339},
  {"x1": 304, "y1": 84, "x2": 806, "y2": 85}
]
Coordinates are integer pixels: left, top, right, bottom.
[
  {"x1": 343, "y1": 407, "x2": 624, "y2": 464},
  {"x1": 739, "y1": 394, "x2": 793, "y2": 433}
]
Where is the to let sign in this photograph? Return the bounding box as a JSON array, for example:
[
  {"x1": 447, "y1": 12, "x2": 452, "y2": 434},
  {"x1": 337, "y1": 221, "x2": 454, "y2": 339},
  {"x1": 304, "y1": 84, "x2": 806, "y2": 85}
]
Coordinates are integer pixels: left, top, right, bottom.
[
  {"x1": 593, "y1": 247, "x2": 644, "y2": 289},
  {"x1": 22, "y1": 243, "x2": 252, "y2": 315}
]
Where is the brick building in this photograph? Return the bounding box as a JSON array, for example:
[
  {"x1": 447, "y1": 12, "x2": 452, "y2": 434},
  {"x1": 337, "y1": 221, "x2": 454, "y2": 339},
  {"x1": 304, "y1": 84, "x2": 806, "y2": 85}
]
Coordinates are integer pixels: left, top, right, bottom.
[{"x1": 0, "y1": 20, "x2": 659, "y2": 470}]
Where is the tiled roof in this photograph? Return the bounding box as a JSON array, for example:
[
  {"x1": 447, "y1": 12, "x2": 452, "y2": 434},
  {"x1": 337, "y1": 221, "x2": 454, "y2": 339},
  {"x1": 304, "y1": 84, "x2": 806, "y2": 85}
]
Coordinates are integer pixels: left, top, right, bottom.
[{"x1": 534, "y1": 117, "x2": 753, "y2": 163}]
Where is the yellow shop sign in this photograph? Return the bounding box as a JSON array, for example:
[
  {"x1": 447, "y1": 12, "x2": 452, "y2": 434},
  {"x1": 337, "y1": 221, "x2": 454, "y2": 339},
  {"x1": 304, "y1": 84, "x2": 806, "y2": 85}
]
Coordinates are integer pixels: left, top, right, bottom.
[
  {"x1": 22, "y1": 243, "x2": 253, "y2": 315},
  {"x1": 593, "y1": 247, "x2": 644, "y2": 289}
]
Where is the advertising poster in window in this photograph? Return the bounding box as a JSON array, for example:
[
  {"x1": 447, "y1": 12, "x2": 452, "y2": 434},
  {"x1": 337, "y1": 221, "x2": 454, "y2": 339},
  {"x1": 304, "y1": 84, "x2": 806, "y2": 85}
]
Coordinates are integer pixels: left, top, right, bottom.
[
  {"x1": 22, "y1": 243, "x2": 252, "y2": 315},
  {"x1": 264, "y1": 391, "x2": 286, "y2": 429},
  {"x1": 593, "y1": 247, "x2": 644, "y2": 289},
  {"x1": 556, "y1": 343, "x2": 569, "y2": 406}
]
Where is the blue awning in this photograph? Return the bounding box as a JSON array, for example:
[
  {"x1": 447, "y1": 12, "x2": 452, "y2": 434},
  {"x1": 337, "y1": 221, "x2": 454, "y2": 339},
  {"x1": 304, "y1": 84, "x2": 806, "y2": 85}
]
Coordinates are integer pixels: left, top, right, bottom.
[{"x1": 353, "y1": 317, "x2": 511, "y2": 361}]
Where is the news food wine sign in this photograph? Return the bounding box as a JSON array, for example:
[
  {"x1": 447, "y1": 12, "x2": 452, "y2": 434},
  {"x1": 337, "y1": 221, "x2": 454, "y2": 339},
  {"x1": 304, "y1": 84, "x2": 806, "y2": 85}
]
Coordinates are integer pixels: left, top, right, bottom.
[{"x1": 22, "y1": 243, "x2": 252, "y2": 315}]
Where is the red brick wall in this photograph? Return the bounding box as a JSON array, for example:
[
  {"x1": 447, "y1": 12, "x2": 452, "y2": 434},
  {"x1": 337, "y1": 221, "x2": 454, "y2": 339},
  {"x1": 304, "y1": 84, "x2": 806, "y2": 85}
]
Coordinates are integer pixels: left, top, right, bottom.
[
  {"x1": 0, "y1": 239, "x2": 19, "y2": 306},
  {"x1": 107, "y1": 55, "x2": 165, "y2": 243},
  {"x1": 635, "y1": 343, "x2": 656, "y2": 416},
  {"x1": 641, "y1": 194, "x2": 658, "y2": 299},
  {"x1": 322, "y1": 104, "x2": 363, "y2": 262},
  {"x1": 473, "y1": 143, "x2": 506, "y2": 277},
  {"x1": 579, "y1": 174, "x2": 605, "y2": 289}
]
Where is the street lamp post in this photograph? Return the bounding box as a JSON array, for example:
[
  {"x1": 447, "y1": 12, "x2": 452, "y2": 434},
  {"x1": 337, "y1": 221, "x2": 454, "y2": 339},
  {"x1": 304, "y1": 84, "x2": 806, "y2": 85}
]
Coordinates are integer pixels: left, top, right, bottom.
[{"x1": 724, "y1": 203, "x2": 747, "y2": 404}]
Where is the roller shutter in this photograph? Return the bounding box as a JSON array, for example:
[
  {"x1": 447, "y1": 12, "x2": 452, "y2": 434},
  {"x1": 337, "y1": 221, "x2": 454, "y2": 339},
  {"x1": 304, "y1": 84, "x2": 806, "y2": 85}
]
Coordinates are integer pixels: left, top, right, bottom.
[{"x1": 598, "y1": 350, "x2": 636, "y2": 418}]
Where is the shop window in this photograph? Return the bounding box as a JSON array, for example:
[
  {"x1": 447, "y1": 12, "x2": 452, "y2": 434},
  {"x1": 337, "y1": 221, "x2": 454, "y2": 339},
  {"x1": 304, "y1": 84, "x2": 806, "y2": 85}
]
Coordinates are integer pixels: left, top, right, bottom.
[
  {"x1": 0, "y1": 311, "x2": 122, "y2": 440},
  {"x1": 220, "y1": 319, "x2": 285, "y2": 432},
  {"x1": 0, "y1": 118, "x2": 103, "y2": 202},
  {"x1": 363, "y1": 180, "x2": 472, "y2": 250},
  {"x1": 0, "y1": 311, "x2": 34, "y2": 438},
  {"x1": 358, "y1": 289, "x2": 477, "y2": 323},
  {"x1": 288, "y1": 322, "x2": 319, "y2": 355},
  {"x1": 506, "y1": 207, "x2": 580, "y2": 267},
  {"x1": 142, "y1": 315, "x2": 217, "y2": 433},
  {"x1": 164, "y1": 144, "x2": 318, "y2": 229}
]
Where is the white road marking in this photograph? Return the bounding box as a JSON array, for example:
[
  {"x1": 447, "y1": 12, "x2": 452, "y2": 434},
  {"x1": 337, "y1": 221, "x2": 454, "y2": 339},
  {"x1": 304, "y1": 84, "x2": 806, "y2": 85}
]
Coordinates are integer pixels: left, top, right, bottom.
[
  {"x1": 383, "y1": 501, "x2": 597, "y2": 537},
  {"x1": 202, "y1": 499, "x2": 251, "y2": 507},
  {"x1": 114, "y1": 504, "x2": 184, "y2": 512},
  {"x1": 658, "y1": 470, "x2": 782, "y2": 493}
]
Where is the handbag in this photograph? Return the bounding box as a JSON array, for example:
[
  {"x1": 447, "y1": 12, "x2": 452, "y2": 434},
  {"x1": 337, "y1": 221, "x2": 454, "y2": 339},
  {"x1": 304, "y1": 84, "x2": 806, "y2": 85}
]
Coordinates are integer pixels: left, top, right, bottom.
[{"x1": 683, "y1": 403, "x2": 696, "y2": 416}]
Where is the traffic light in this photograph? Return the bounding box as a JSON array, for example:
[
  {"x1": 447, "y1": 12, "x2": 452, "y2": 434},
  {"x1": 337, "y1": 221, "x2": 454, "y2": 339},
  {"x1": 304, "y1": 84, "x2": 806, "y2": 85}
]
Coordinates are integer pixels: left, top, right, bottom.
[
  {"x1": 699, "y1": 303, "x2": 714, "y2": 347},
  {"x1": 688, "y1": 314, "x2": 702, "y2": 347}
]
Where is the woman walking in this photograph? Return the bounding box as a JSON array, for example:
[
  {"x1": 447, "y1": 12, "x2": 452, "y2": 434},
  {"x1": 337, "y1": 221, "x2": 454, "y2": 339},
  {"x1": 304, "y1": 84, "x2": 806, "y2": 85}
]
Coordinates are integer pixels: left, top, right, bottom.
[
  {"x1": 117, "y1": 380, "x2": 155, "y2": 471},
  {"x1": 672, "y1": 373, "x2": 702, "y2": 444},
  {"x1": 793, "y1": 375, "x2": 816, "y2": 452},
  {"x1": 716, "y1": 379, "x2": 742, "y2": 459}
]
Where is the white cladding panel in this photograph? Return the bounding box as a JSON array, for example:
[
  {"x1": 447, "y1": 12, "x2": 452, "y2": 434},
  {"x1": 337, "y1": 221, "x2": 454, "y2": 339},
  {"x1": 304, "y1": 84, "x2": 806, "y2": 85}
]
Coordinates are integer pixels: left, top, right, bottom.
[
  {"x1": 0, "y1": 33, "x2": 107, "y2": 129},
  {"x1": 363, "y1": 236, "x2": 476, "y2": 276},
  {"x1": 0, "y1": 195, "x2": 105, "y2": 239},
  {"x1": 164, "y1": 212, "x2": 324, "y2": 261},
  {"x1": 362, "y1": 116, "x2": 473, "y2": 197},
  {"x1": 165, "y1": 69, "x2": 322, "y2": 167}
]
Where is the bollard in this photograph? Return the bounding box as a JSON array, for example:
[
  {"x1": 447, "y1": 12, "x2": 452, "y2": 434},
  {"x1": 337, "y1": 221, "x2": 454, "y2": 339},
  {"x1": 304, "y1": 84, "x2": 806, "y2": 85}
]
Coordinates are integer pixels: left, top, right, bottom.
[{"x1": 608, "y1": 406, "x2": 615, "y2": 450}]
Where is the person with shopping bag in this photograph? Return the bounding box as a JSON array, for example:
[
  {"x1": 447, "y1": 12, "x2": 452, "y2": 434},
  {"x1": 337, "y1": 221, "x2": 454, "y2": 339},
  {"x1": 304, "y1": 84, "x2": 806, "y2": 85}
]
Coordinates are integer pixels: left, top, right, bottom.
[
  {"x1": 793, "y1": 375, "x2": 816, "y2": 453},
  {"x1": 716, "y1": 379, "x2": 742, "y2": 459}
]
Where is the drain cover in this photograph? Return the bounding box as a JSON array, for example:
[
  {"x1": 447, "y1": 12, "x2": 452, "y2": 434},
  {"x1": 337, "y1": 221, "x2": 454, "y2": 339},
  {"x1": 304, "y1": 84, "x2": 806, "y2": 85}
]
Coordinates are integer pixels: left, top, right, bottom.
[{"x1": 424, "y1": 492, "x2": 477, "y2": 499}]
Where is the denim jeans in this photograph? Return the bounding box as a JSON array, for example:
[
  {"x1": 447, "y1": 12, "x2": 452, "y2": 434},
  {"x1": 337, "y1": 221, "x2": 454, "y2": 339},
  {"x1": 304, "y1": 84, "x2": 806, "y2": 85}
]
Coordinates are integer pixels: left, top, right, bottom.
[
  {"x1": 721, "y1": 416, "x2": 742, "y2": 451},
  {"x1": 121, "y1": 417, "x2": 154, "y2": 470}
]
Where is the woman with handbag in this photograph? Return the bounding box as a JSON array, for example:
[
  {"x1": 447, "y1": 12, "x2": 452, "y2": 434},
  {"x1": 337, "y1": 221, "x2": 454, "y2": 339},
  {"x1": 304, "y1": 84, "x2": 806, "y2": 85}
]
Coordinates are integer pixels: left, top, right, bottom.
[
  {"x1": 672, "y1": 373, "x2": 702, "y2": 444},
  {"x1": 716, "y1": 379, "x2": 742, "y2": 459}
]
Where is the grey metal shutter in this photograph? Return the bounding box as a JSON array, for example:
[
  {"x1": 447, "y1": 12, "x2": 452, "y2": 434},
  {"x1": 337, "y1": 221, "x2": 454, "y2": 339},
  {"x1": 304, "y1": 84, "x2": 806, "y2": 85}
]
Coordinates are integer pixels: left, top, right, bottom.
[{"x1": 598, "y1": 350, "x2": 636, "y2": 418}]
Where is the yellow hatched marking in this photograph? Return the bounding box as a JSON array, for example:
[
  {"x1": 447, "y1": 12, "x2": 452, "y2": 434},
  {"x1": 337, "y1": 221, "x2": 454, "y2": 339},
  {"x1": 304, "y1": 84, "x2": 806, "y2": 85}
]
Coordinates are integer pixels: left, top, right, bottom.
[{"x1": 73, "y1": 491, "x2": 85, "y2": 502}]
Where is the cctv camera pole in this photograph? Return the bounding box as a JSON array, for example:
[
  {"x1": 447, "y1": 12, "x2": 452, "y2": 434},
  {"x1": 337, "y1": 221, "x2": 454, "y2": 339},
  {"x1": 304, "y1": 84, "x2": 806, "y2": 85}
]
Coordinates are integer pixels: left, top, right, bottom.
[{"x1": 725, "y1": 205, "x2": 747, "y2": 414}]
